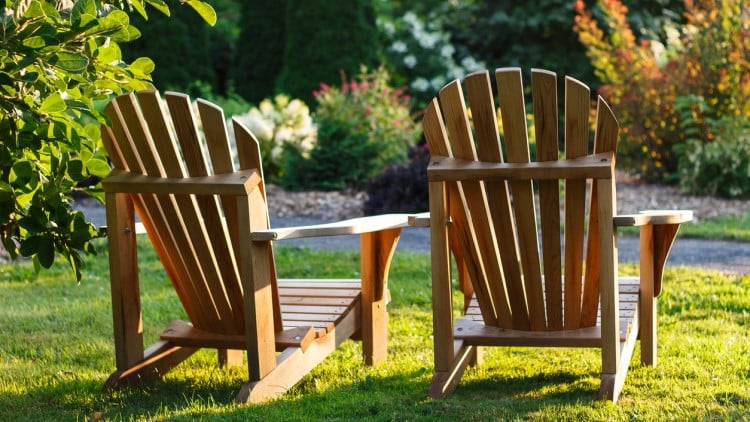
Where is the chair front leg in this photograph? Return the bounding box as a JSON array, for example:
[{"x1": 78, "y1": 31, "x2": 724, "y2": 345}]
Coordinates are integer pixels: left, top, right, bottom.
[
  {"x1": 639, "y1": 224, "x2": 658, "y2": 367},
  {"x1": 360, "y1": 227, "x2": 401, "y2": 366}
]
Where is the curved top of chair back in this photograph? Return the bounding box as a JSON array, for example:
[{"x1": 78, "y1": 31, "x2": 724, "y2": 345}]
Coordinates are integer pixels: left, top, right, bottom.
[
  {"x1": 423, "y1": 68, "x2": 620, "y2": 331},
  {"x1": 101, "y1": 90, "x2": 270, "y2": 335}
]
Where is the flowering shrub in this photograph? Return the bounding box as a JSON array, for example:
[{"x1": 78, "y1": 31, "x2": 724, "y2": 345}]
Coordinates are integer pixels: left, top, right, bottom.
[
  {"x1": 231, "y1": 95, "x2": 316, "y2": 180},
  {"x1": 378, "y1": 11, "x2": 485, "y2": 105},
  {"x1": 574, "y1": 0, "x2": 750, "y2": 183},
  {"x1": 280, "y1": 66, "x2": 420, "y2": 191}
]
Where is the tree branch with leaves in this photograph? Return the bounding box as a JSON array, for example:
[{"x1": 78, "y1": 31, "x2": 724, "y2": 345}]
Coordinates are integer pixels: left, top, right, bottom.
[{"x1": 0, "y1": 0, "x2": 215, "y2": 281}]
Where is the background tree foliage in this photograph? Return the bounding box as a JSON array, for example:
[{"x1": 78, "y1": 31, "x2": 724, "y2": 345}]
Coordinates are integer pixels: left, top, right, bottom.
[
  {"x1": 231, "y1": 0, "x2": 285, "y2": 103},
  {"x1": 276, "y1": 0, "x2": 381, "y2": 105},
  {"x1": 0, "y1": 0, "x2": 215, "y2": 281},
  {"x1": 575, "y1": 0, "x2": 749, "y2": 184}
]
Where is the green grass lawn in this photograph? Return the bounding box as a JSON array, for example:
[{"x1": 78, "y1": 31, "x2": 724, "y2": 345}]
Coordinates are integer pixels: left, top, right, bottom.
[
  {"x1": 680, "y1": 211, "x2": 750, "y2": 241},
  {"x1": 1, "y1": 241, "x2": 748, "y2": 420}
]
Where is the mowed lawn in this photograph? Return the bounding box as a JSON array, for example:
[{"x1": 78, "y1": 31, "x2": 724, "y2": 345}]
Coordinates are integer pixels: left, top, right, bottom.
[{"x1": 0, "y1": 240, "x2": 748, "y2": 420}]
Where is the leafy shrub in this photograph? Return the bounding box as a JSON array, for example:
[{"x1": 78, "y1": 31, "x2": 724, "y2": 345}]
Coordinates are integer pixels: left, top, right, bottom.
[
  {"x1": 574, "y1": 0, "x2": 750, "y2": 183},
  {"x1": 363, "y1": 142, "x2": 430, "y2": 215},
  {"x1": 677, "y1": 105, "x2": 750, "y2": 198},
  {"x1": 0, "y1": 0, "x2": 215, "y2": 281},
  {"x1": 280, "y1": 67, "x2": 420, "y2": 191},
  {"x1": 231, "y1": 95, "x2": 316, "y2": 180}
]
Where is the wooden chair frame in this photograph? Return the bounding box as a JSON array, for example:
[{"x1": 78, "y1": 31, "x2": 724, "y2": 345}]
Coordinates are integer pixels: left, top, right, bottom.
[
  {"x1": 100, "y1": 91, "x2": 408, "y2": 403},
  {"x1": 415, "y1": 68, "x2": 692, "y2": 402}
]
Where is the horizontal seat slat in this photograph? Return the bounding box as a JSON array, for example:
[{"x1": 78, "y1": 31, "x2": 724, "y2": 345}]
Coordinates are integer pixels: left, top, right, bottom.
[
  {"x1": 278, "y1": 288, "x2": 360, "y2": 298},
  {"x1": 284, "y1": 320, "x2": 335, "y2": 333},
  {"x1": 282, "y1": 313, "x2": 340, "y2": 322},
  {"x1": 280, "y1": 305, "x2": 350, "y2": 315},
  {"x1": 279, "y1": 296, "x2": 358, "y2": 306},
  {"x1": 277, "y1": 279, "x2": 361, "y2": 289}
]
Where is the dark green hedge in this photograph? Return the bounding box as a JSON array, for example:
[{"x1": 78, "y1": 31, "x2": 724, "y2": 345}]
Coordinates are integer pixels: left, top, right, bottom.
[
  {"x1": 232, "y1": 0, "x2": 286, "y2": 102},
  {"x1": 276, "y1": 0, "x2": 380, "y2": 104}
]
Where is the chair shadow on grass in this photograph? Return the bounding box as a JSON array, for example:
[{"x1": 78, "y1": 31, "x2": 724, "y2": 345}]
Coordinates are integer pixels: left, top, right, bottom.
[{"x1": 90, "y1": 362, "x2": 601, "y2": 419}]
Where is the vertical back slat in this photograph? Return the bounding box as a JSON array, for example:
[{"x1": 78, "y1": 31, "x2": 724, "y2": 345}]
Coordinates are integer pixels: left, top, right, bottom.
[
  {"x1": 581, "y1": 97, "x2": 619, "y2": 327},
  {"x1": 563, "y1": 76, "x2": 590, "y2": 329},
  {"x1": 495, "y1": 68, "x2": 546, "y2": 331},
  {"x1": 464, "y1": 71, "x2": 529, "y2": 330},
  {"x1": 531, "y1": 69, "x2": 563, "y2": 330}
]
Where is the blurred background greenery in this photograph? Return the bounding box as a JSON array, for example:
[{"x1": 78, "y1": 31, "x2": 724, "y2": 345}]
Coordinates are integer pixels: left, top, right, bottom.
[{"x1": 121, "y1": 0, "x2": 750, "y2": 202}]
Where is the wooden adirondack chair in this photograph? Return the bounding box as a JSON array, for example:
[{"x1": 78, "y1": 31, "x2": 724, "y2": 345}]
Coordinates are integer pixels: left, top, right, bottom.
[
  {"x1": 418, "y1": 68, "x2": 692, "y2": 402},
  {"x1": 100, "y1": 90, "x2": 407, "y2": 403}
]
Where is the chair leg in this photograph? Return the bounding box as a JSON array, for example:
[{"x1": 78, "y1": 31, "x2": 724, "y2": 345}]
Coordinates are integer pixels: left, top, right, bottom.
[
  {"x1": 106, "y1": 192, "x2": 146, "y2": 372},
  {"x1": 639, "y1": 224, "x2": 658, "y2": 367},
  {"x1": 218, "y1": 349, "x2": 244, "y2": 367},
  {"x1": 599, "y1": 314, "x2": 640, "y2": 402},
  {"x1": 104, "y1": 341, "x2": 197, "y2": 390},
  {"x1": 429, "y1": 343, "x2": 475, "y2": 399},
  {"x1": 360, "y1": 228, "x2": 401, "y2": 366}
]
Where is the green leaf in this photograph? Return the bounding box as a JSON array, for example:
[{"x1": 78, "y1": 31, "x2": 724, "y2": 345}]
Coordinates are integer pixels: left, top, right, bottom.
[
  {"x1": 67, "y1": 248, "x2": 84, "y2": 282},
  {"x1": 39, "y1": 92, "x2": 66, "y2": 114},
  {"x1": 0, "y1": 181, "x2": 12, "y2": 197},
  {"x1": 20, "y1": 71, "x2": 39, "y2": 83},
  {"x1": 86, "y1": 158, "x2": 111, "y2": 178},
  {"x1": 2, "y1": 236, "x2": 18, "y2": 259},
  {"x1": 21, "y1": 0, "x2": 45, "y2": 19},
  {"x1": 20, "y1": 235, "x2": 42, "y2": 257},
  {"x1": 129, "y1": 57, "x2": 155, "y2": 76},
  {"x1": 95, "y1": 44, "x2": 121, "y2": 64},
  {"x1": 186, "y1": 0, "x2": 216, "y2": 26},
  {"x1": 22, "y1": 36, "x2": 47, "y2": 49},
  {"x1": 85, "y1": 10, "x2": 129, "y2": 38},
  {"x1": 71, "y1": 0, "x2": 96, "y2": 23},
  {"x1": 37, "y1": 236, "x2": 55, "y2": 268},
  {"x1": 67, "y1": 159, "x2": 85, "y2": 181},
  {"x1": 128, "y1": 0, "x2": 148, "y2": 20},
  {"x1": 10, "y1": 160, "x2": 33, "y2": 186},
  {"x1": 54, "y1": 51, "x2": 89, "y2": 72},
  {"x1": 145, "y1": 0, "x2": 170, "y2": 16}
]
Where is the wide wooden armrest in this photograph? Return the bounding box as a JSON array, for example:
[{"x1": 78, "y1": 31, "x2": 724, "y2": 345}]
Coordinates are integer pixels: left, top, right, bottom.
[
  {"x1": 251, "y1": 213, "x2": 410, "y2": 241},
  {"x1": 101, "y1": 168, "x2": 262, "y2": 196},
  {"x1": 613, "y1": 210, "x2": 693, "y2": 227},
  {"x1": 407, "y1": 212, "x2": 431, "y2": 228}
]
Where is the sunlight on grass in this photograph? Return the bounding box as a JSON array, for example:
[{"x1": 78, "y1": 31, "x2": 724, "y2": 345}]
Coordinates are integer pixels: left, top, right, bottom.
[
  {"x1": 0, "y1": 243, "x2": 748, "y2": 420},
  {"x1": 679, "y1": 211, "x2": 750, "y2": 241}
]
